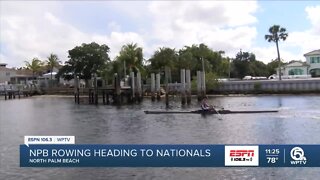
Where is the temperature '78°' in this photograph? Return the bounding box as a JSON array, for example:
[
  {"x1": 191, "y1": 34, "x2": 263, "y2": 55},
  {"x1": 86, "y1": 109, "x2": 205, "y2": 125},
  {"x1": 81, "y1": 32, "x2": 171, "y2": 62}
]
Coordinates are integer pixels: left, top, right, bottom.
[{"x1": 267, "y1": 157, "x2": 278, "y2": 164}]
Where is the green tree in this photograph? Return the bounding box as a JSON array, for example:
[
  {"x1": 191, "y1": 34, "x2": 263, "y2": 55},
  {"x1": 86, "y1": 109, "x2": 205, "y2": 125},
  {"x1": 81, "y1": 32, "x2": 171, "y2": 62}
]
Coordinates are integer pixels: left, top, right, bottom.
[
  {"x1": 266, "y1": 58, "x2": 284, "y2": 76},
  {"x1": 190, "y1": 72, "x2": 219, "y2": 93},
  {"x1": 265, "y1": 25, "x2": 288, "y2": 80},
  {"x1": 216, "y1": 57, "x2": 230, "y2": 77},
  {"x1": 46, "y1": 53, "x2": 61, "y2": 81},
  {"x1": 25, "y1": 58, "x2": 44, "y2": 79},
  {"x1": 250, "y1": 60, "x2": 269, "y2": 77},
  {"x1": 177, "y1": 48, "x2": 196, "y2": 70},
  {"x1": 116, "y1": 43, "x2": 144, "y2": 77},
  {"x1": 178, "y1": 44, "x2": 213, "y2": 75},
  {"x1": 176, "y1": 47, "x2": 198, "y2": 82},
  {"x1": 99, "y1": 60, "x2": 122, "y2": 84},
  {"x1": 231, "y1": 51, "x2": 269, "y2": 78},
  {"x1": 149, "y1": 47, "x2": 178, "y2": 73},
  {"x1": 57, "y1": 42, "x2": 110, "y2": 86},
  {"x1": 177, "y1": 43, "x2": 228, "y2": 78},
  {"x1": 205, "y1": 72, "x2": 219, "y2": 93},
  {"x1": 232, "y1": 51, "x2": 255, "y2": 78}
]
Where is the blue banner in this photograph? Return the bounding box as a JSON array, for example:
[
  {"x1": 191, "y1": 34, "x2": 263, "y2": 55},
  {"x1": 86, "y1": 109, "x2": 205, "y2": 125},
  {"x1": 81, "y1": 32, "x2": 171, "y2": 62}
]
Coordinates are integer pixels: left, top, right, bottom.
[
  {"x1": 259, "y1": 145, "x2": 320, "y2": 167},
  {"x1": 20, "y1": 144, "x2": 224, "y2": 167},
  {"x1": 20, "y1": 144, "x2": 320, "y2": 167}
]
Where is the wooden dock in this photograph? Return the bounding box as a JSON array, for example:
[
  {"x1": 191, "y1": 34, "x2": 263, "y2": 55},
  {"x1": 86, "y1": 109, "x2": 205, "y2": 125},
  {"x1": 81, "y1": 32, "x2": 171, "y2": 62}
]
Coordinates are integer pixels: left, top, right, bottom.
[
  {"x1": 74, "y1": 72, "x2": 143, "y2": 105},
  {"x1": 86, "y1": 86, "x2": 142, "y2": 105},
  {"x1": 0, "y1": 85, "x2": 33, "y2": 100},
  {"x1": 74, "y1": 68, "x2": 205, "y2": 106}
]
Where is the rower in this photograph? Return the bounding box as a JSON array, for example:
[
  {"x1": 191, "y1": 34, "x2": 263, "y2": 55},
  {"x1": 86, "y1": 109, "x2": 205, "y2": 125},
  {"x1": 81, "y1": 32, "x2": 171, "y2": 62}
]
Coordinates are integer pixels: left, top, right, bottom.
[{"x1": 201, "y1": 97, "x2": 215, "y2": 111}]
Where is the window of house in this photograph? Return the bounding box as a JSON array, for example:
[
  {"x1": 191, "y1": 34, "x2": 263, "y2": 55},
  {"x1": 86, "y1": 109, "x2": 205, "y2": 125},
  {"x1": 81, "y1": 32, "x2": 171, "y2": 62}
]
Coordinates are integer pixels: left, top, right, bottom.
[
  {"x1": 317, "y1": 56, "x2": 320, "y2": 63},
  {"x1": 289, "y1": 68, "x2": 303, "y2": 75},
  {"x1": 310, "y1": 57, "x2": 315, "y2": 63}
]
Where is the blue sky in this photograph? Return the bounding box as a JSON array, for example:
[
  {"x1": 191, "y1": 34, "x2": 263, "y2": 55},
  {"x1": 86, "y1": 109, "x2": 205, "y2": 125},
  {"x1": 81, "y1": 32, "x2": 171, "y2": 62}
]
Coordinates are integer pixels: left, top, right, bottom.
[
  {"x1": 255, "y1": 1, "x2": 318, "y2": 46},
  {"x1": 1, "y1": 1, "x2": 319, "y2": 67}
]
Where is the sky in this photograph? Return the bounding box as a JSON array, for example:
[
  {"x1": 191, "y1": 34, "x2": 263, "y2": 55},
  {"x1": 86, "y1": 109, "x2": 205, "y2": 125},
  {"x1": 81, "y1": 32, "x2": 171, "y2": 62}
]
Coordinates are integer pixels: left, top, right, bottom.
[{"x1": 0, "y1": 1, "x2": 319, "y2": 68}]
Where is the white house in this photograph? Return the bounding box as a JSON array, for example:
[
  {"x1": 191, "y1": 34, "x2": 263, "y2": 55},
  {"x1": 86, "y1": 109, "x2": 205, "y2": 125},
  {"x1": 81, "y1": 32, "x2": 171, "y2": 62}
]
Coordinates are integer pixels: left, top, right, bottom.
[
  {"x1": 304, "y1": 49, "x2": 320, "y2": 77},
  {"x1": 0, "y1": 63, "x2": 15, "y2": 84},
  {"x1": 276, "y1": 61, "x2": 309, "y2": 76},
  {"x1": 0, "y1": 63, "x2": 34, "y2": 84},
  {"x1": 275, "y1": 49, "x2": 320, "y2": 78}
]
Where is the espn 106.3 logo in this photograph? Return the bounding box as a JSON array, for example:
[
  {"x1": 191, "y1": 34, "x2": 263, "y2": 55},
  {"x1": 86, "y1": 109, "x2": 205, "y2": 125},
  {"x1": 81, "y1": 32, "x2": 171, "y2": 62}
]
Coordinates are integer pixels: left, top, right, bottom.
[{"x1": 225, "y1": 146, "x2": 259, "y2": 166}]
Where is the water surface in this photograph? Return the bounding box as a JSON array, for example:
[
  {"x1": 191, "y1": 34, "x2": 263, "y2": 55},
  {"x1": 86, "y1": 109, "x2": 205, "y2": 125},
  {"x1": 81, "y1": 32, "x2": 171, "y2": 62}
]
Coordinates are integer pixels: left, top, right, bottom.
[{"x1": 1, "y1": 95, "x2": 320, "y2": 179}]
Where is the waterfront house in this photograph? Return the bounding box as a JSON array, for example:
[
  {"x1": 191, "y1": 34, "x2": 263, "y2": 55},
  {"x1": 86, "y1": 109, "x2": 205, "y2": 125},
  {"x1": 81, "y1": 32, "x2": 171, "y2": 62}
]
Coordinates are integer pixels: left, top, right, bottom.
[
  {"x1": 304, "y1": 49, "x2": 320, "y2": 77},
  {"x1": 0, "y1": 63, "x2": 35, "y2": 84},
  {"x1": 275, "y1": 49, "x2": 320, "y2": 78},
  {"x1": 276, "y1": 61, "x2": 309, "y2": 76},
  {"x1": 0, "y1": 63, "x2": 15, "y2": 84},
  {"x1": 10, "y1": 69, "x2": 34, "y2": 84}
]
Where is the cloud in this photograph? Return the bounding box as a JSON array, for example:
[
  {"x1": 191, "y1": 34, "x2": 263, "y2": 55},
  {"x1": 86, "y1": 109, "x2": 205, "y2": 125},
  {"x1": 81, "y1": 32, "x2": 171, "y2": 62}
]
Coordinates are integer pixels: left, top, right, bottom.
[
  {"x1": 287, "y1": 5, "x2": 320, "y2": 54},
  {"x1": 1, "y1": 6, "x2": 88, "y2": 66},
  {"x1": 252, "y1": 46, "x2": 302, "y2": 63},
  {"x1": 145, "y1": 2, "x2": 320, "y2": 64},
  {"x1": 107, "y1": 22, "x2": 121, "y2": 32},
  {"x1": 1, "y1": 1, "x2": 318, "y2": 68},
  {"x1": 0, "y1": 1, "x2": 146, "y2": 67},
  {"x1": 147, "y1": 1, "x2": 258, "y2": 57},
  {"x1": 106, "y1": 32, "x2": 145, "y2": 58},
  {"x1": 277, "y1": 5, "x2": 320, "y2": 61},
  {"x1": 243, "y1": 5, "x2": 320, "y2": 64},
  {"x1": 306, "y1": 5, "x2": 320, "y2": 33}
]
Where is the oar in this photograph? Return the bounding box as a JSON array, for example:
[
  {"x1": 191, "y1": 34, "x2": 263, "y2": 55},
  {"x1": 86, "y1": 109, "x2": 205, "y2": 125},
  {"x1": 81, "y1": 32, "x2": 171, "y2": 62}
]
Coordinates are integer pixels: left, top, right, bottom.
[{"x1": 211, "y1": 105, "x2": 223, "y2": 120}]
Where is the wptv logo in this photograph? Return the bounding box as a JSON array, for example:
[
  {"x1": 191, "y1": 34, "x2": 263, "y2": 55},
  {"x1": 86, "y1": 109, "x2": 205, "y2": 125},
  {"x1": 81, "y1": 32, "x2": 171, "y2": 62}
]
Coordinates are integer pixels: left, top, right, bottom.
[
  {"x1": 225, "y1": 146, "x2": 259, "y2": 166},
  {"x1": 290, "y1": 147, "x2": 307, "y2": 165}
]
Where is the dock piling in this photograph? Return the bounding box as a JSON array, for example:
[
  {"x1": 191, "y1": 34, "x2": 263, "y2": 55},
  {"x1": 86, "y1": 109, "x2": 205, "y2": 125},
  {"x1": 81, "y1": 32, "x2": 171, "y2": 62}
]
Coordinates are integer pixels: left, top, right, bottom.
[
  {"x1": 114, "y1": 73, "x2": 121, "y2": 105},
  {"x1": 197, "y1": 71, "x2": 201, "y2": 101},
  {"x1": 106, "y1": 93, "x2": 110, "y2": 104},
  {"x1": 156, "y1": 73, "x2": 161, "y2": 101},
  {"x1": 165, "y1": 67, "x2": 170, "y2": 107},
  {"x1": 151, "y1": 73, "x2": 155, "y2": 101},
  {"x1": 181, "y1": 69, "x2": 186, "y2": 105},
  {"x1": 74, "y1": 75, "x2": 80, "y2": 104},
  {"x1": 130, "y1": 72, "x2": 135, "y2": 103},
  {"x1": 201, "y1": 71, "x2": 206, "y2": 99},
  {"x1": 102, "y1": 90, "x2": 106, "y2": 105},
  {"x1": 93, "y1": 74, "x2": 98, "y2": 105},
  {"x1": 136, "y1": 71, "x2": 142, "y2": 102},
  {"x1": 186, "y1": 69, "x2": 191, "y2": 104}
]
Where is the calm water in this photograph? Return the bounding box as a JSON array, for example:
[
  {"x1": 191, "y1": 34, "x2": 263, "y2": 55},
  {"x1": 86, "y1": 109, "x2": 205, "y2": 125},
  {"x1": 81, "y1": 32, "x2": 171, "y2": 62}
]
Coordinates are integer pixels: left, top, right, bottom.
[{"x1": 1, "y1": 95, "x2": 320, "y2": 180}]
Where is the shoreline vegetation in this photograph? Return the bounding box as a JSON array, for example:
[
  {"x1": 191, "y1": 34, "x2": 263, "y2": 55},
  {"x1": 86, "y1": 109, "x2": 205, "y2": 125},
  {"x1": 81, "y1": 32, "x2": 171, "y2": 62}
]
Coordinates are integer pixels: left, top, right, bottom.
[
  {"x1": 5, "y1": 26, "x2": 318, "y2": 101},
  {"x1": 20, "y1": 29, "x2": 302, "y2": 95}
]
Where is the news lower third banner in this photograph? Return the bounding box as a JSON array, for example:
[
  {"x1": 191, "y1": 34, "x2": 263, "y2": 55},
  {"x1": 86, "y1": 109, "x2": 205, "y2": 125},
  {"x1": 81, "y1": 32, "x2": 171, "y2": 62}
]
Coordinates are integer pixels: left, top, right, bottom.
[
  {"x1": 19, "y1": 136, "x2": 320, "y2": 167},
  {"x1": 20, "y1": 143, "x2": 320, "y2": 167}
]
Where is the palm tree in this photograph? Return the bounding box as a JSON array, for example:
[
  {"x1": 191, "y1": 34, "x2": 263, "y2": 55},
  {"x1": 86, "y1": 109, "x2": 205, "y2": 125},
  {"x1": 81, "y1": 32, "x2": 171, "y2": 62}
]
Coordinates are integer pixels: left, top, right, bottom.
[
  {"x1": 25, "y1": 58, "x2": 44, "y2": 79},
  {"x1": 46, "y1": 53, "x2": 61, "y2": 81},
  {"x1": 116, "y1": 43, "x2": 144, "y2": 77},
  {"x1": 265, "y1": 25, "x2": 288, "y2": 80}
]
